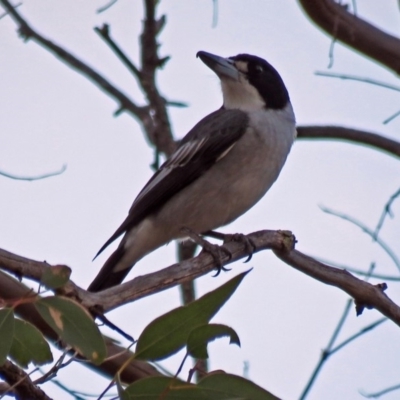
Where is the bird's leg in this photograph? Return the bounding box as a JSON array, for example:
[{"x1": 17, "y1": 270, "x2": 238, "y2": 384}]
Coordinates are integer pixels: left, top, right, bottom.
[
  {"x1": 90, "y1": 307, "x2": 135, "y2": 342},
  {"x1": 180, "y1": 227, "x2": 232, "y2": 276},
  {"x1": 204, "y1": 230, "x2": 256, "y2": 263},
  {"x1": 202, "y1": 230, "x2": 226, "y2": 240}
]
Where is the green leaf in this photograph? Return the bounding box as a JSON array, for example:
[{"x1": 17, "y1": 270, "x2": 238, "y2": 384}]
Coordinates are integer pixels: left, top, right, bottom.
[
  {"x1": 199, "y1": 373, "x2": 281, "y2": 400},
  {"x1": 9, "y1": 319, "x2": 53, "y2": 368},
  {"x1": 0, "y1": 308, "x2": 14, "y2": 366},
  {"x1": 122, "y1": 376, "x2": 243, "y2": 400},
  {"x1": 41, "y1": 265, "x2": 71, "y2": 289},
  {"x1": 35, "y1": 296, "x2": 106, "y2": 364},
  {"x1": 135, "y1": 270, "x2": 250, "y2": 361},
  {"x1": 187, "y1": 324, "x2": 240, "y2": 359}
]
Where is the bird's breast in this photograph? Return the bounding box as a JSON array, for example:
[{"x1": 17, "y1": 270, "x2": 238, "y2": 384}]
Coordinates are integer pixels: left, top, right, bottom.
[{"x1": 154, "y1": 103, "x2": 296, "y2": 235}]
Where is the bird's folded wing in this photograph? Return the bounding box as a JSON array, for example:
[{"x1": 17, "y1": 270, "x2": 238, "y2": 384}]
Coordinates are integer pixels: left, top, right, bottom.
[{"x1": 94, "y1": 108, "x2": 248, "y2": 258}]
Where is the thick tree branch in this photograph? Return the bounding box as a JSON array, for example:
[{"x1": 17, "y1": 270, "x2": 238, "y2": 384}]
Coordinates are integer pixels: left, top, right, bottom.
[
  {"x1": 94, "y1": 14, "x2": 177, "y2": 156},
  {"x1": 297, "y1": 0, "x2": 400, "y2": 74},
  {"x1": 297, "y1": 126, "x2": 400, "y2": 159},
  {"x1": 139, "y1": 0, "x2": 175, "y2": 156},
  {"x1": 0, "y1": 360, "x2": 50, "y2": 400},
  {"x1": 0, "y1": 0, "x2": 178, "y2": 158},
  {"x1": 274, "y1": 249, "x2": 400, "y2": 325},
  {"x1": 0, "y1": 271, "x2": 161, "y2": 384},
  {"x1": 73, "y1": 230, "x2": 293, "y2": 311},
  {"x1": 2, "y1": 230, "x2": 400, "y2": 329},
  {"x1": 0, "y1": 0, "x2": 147, "y2": 119}
]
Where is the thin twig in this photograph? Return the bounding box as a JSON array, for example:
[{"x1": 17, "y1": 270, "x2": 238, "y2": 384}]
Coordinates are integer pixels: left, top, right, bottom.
[
  {"x1": 299, "y1": 299, "x2": 353, "y2": 400},
  {"x1": 94, "y1": 24, "x2": 141, "y2": 78},
  {"x1": 299, "y1": 262, "x2": 377, "y2": 400},
  {"x1": 299, "y1": 0, "x2": 400, "y2": 75},
  {"x1": 320, "y1": 206, "x2": 400, "y2": 272},
  {"x1": 0, "y1": 164, "x2": 67, "y2": 181},
  {"x1": 40, "y1": 373, "x2": 104, "y2": 400},
  {"x1": 97, "y1": 379, "x2": 116, "y2": 400},
  {"x1": 361, "y1": 382, "x2": 400, "y2": 398},
  {"x1": 0, "y1": 0, "x2": 147, "y2": 121},
  {"x1": 316, "y1": 71, "x2": 400, "y2": 92},
  {"x1": 383, "y1": 109, "x2": 400, "y2": 125},
  {"x1": 351, "y1": 0, "x2": 357, "y2": 15},
  {"x1": 330, "y1": 317, "x2": 386, "y2": 356},
  {"x1": 212, "y1": 0, "x2": 218, "y2": 28},
  {"x1": 317, "y1": 70, "x2": 400, "y2": 124},
  {"x1": 311, "y1": 256, "x2": 400, "y2": 281},
  {"x1": 33, "y1": 351, "x2": 69, "y2": 385},
  {"x1": 175, "y1": 353, "x2": 188, "y2": 379},
  {"x1": 96, "y1": 0, "x2": 118, "y2": 14},
  {"x1": 373, "y1": 187, "x2": 400, "y2": 240},
  {"x1": 0, "y1": 0, "x2": 20, "y2": 19}
]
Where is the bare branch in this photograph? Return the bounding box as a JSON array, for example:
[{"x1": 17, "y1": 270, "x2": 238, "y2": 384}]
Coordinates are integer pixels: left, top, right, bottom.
[
  {"x1": 362, "y1": 382, "x2": 400, "y2": 398},
  {"x1": 383, "y1": 110, "x2": 400, "y2": 125},
  {"x1": 176, "y1": 239, "x2": 209, "y2": 380},
  {"x1": 94, "y1": 24, "x2": 141, "y2": 79},
  {"x1": 0, "y1": 0, "x2": 147, "y2": 121},
  {"x1": 3, "y1": 228, "x2": 400, "y2": 395},
  {"x1": 301, "y1": 261, "x2": 379, "y2": 399},
  {"x1": 316, "y1": 71, "x2": 400, "y2": 92},
  {"x1": 96, "y1": 0, "x2": 118, "y2": 14},
  {"x1": 374, "y1": 187, "x2": 400, "y2": 239},
  {"x1": 0, "y1": 231, "x2": 293, "y2": 311},
  {"x1": 311, "y1": 257, "x2": 400, "y2": 281},
  {"x1": 297, "y1": 126, "x2": 400, "y2": 159},
  {"x1": 0, "y1": 0, "x2": 19, "y2": 19},
  {"x1": 297, "y1": 0, "x2": 400, "y2": 74},
  {"x1": 0, "y1": 361, "x2": 50, "y2": 400},
  {"x1": 0, "y1": 0, "x2": 176, "y2": 157},
  {"x1": 3, "y1": 230, "x2": 400, "y2": 330},
  {"x1": 212, "y1": 0, "x2": 219, "y2": 28},
  {"x1": 84, "y1": 230, "x2": 295, "y2": 311},
  {"x1": 0, "y1": 164, "x2": 67, "y2": 181},
  {"x1": 139, "y1": 0, "x2": 176, "y2": 156},
  {"x1": 315, "y1": 71, "x2": 400, "y2": 124},
  {"x1": 274, "y1": 249, "x2": 400, "y2": 324},
  {"x1": 177, "y1": 240, "x2": 197, "y2": 305},
  {"x1": 330, "y1": 317, "x2": 387, "y2": 356},
  {"x1": 0, "y1": 270, "x2": 161, "y2": 384},
  {"x1": 320, "y1": 206, "x2": 400, "y2": 272},
  {"x1": 299, "y1": 298, "x2": 353, "y2": 400},
  {"x1": 37, "y1": 373, "x2": 105, "y2": 400}
]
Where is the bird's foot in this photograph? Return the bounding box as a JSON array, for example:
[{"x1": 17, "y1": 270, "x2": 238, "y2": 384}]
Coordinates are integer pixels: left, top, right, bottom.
[
  {"x1": 205, "y1": 231, "x2": 256, "y2": 262},
  {"x1": 181, "y1": 227, "x2": 232, "y2": 276}
]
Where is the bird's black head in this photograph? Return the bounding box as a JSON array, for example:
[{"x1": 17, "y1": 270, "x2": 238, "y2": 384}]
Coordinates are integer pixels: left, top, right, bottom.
[
  {"x1": 197, "y1": 51, "x2": 290, "y2": 111},
  {"x1": 228, "y1": 54, "x2": 289, "y2": 110}
]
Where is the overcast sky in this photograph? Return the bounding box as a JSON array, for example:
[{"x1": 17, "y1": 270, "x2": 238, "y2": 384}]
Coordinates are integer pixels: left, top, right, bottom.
[{"x1": 1, "y1": 1, "x2": 400, "y2": 399}]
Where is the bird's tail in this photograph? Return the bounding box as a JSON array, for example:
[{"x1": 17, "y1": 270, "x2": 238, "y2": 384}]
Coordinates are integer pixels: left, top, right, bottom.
[{"x1": 87, "y1": 246, "x2": 132, "y2": 292}]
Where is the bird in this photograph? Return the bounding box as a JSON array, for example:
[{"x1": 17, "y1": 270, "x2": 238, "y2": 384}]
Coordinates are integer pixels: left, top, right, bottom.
[{"x1": 88, "y1": 50, "x2": 296, "y2": 292}]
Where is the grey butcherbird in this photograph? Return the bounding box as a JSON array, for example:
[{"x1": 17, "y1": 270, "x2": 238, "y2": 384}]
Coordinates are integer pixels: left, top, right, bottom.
[{"x1": 88, "y1": 51, "x2": 296, "y2": 292}]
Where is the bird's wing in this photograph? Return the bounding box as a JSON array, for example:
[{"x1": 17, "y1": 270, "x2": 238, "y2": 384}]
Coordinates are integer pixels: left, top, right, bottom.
[{"x1": 94, "y1": 108, "x2": 249, "y2": 258}]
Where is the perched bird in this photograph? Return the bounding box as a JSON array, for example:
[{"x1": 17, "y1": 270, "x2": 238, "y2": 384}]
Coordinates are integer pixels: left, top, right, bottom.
[{"x1": 88, "y1": 51, "x2": 296, "y2": 292}]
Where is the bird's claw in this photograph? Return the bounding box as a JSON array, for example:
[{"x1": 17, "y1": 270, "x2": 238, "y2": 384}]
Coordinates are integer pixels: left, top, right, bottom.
[
  {"x1": 204, "y1": 230, "x2": 256, "y2": 264},
  {"x1": 181, "y1": 227, "x2": 232, "y2": 275},
  {"x1": 212, "y1": 263, "x2": 232, "y2": 277}
]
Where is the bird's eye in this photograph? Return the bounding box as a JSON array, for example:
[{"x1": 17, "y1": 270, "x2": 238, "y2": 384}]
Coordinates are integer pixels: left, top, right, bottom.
[{"x1": 255, "y1": 65, "x2": 263, "y2": 74}]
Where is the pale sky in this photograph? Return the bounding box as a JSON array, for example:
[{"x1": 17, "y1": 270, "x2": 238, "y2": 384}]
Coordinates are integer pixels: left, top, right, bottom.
[{"x1": 1, "y1": 1, "x2": 400, "y2": 399}]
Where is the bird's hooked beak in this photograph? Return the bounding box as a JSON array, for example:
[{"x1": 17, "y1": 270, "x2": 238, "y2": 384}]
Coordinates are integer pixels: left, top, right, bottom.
[{"x1": 197, "y1": 51, "x2": 240, "y2": 82}]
